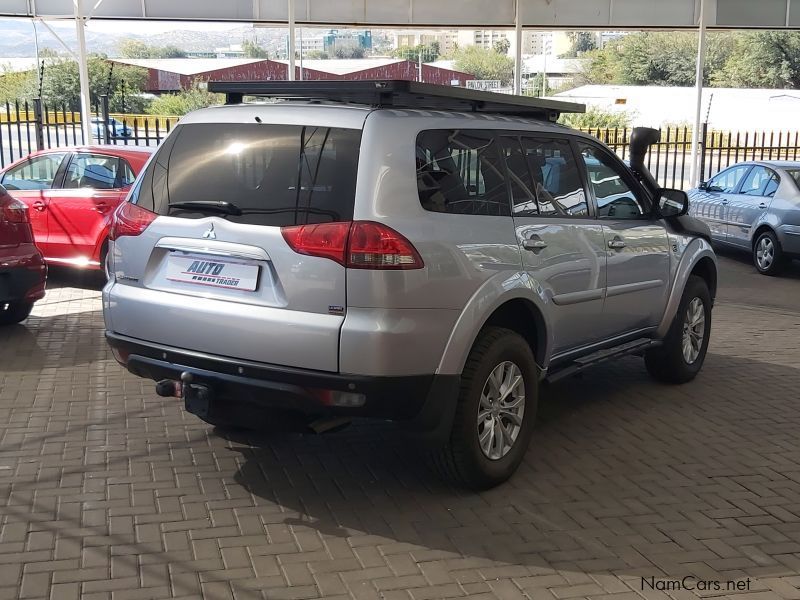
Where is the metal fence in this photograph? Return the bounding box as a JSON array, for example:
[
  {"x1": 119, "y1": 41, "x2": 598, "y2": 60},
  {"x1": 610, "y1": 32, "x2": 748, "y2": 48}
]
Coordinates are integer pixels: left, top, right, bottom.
[
  {"x1": 2, "y1": 98, "x2": 799, "y2": 190},
  {"x1": 584, "y1": 125, "x2": 800, "y2": 189},
  {"x1": 0, "y1": 96, "x2": 179, "y2": 168}
]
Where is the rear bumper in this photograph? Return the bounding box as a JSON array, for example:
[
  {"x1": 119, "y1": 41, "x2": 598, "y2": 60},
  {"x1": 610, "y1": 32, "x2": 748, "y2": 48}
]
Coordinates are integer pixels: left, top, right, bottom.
[
  {"x1": 106, "y1": 332, "x2": 460, "y2": 439},
  {"x1": 0, "y1": 248, "x2": 47, "y2": 304}
]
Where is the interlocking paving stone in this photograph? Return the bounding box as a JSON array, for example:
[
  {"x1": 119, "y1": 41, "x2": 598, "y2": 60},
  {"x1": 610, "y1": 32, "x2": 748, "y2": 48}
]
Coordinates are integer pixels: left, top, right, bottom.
[{"x1": 2, "y1": 264, "x2": 800, "y2": 599}]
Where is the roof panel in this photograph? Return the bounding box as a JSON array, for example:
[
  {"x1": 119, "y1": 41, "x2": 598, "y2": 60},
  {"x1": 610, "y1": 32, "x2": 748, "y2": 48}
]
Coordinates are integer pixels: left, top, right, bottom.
[{"x1": 3, "y1": 0, "x2": 798, "y2": 28}]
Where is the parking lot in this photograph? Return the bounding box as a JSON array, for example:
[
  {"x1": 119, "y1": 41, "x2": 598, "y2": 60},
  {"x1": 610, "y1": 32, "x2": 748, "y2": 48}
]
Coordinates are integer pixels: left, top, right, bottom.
[{"x1": 1, "y1": 253, "x2": 799, "y2": 600}]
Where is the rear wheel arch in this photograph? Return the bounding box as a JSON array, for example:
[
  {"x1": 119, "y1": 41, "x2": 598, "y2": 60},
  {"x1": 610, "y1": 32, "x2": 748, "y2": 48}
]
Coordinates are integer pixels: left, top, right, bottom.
[
  {"x1": 751, "y1": 224, "x2": 776, "y2": 249},
  {"x1": 480, "y1": 298, "x2": 547, "y2": 368}
]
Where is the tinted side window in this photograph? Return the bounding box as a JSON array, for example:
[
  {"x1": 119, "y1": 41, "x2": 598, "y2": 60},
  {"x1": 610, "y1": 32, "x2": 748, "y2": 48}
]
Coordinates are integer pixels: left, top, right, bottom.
[
  {"x1": 416, "y1": 130, "x2": 510, "y2": 216},
  {"x1": 708, "y1": 165, "x2": 750, "y2": 193},
  {"x1": 2, "y1": 153, "x2": 66, "y2": 191},
  {"x1": 578, "y1": 143, "x2": 649, "y2": 219},
  {"x1": 64, "y1": 154, "x2": 121, "y2": 190},
  {"x1": 500, "y1": 136, "x2": 538, "y2": 216},
  {"x1": 520, "y1": 137, "x2": 588, "y2": 217},
  {"x1": 154, "y1": 123, "x2": 361, "y2": 226},
  {"x1": 740, "y1": 166, "x2": 778, "y2": 197}
]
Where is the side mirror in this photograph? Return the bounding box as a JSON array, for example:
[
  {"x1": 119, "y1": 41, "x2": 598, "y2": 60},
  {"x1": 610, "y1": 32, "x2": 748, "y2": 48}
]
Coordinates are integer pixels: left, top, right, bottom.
[
  {"x1": 697, "y1": 181, "x2": 708, "y2": 191},
  {"x1": 658, "y1": 188, "x2": 689, "y2": 218}
]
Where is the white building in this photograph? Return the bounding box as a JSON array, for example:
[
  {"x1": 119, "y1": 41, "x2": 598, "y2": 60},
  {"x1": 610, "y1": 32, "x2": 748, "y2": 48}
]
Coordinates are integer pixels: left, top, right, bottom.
[{"x1": 556, "y1": 85, "x2": 800, "y2": 131}]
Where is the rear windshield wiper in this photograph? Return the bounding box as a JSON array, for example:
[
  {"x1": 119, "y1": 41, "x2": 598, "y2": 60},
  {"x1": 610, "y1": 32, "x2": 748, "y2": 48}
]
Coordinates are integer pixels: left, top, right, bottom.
[{"x1": 168, "y1": 200, "x2": 243, "y2": 216}]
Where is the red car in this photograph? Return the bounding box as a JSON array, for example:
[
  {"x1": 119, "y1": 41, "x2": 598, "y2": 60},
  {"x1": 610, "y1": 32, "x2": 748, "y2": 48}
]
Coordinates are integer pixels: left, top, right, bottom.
[
  {"x1": 0, "y1": 146, "x2": 152, "y2": 270},
  {"x1": 0, "y1": 184, "x2": 46, "y2": 325}
]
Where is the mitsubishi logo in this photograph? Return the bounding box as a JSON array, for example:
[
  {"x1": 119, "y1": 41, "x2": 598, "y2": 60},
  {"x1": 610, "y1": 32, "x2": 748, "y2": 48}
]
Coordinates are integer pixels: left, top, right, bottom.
[{"x1": 202, "y1": 223, "x2": 216, "y2": 239}]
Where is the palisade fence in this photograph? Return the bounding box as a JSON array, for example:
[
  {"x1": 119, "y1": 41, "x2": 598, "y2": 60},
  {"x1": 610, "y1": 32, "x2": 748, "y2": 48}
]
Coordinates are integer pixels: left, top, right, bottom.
[
  {"x1": 0, "y1": 95, "x2": 179, "y2": 168},
  {"x1": 2, "y1": 96, "x2": 799, "y2": 190}
]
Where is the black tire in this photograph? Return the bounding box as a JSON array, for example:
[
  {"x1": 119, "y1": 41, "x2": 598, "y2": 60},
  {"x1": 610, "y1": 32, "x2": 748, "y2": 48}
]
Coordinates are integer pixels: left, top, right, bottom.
[
  {"x1": 753, "y1": 230, "x2": 786, "y2": 276},
  {"x1": 645, "y1": 275, "x2": 711, "y2": 384},
  {"x1": 0, "y1": 302, "x2": 33, "y2": 326},
  {"x1": 431, "y1": 326, "x2": 538, "y2": 489}
]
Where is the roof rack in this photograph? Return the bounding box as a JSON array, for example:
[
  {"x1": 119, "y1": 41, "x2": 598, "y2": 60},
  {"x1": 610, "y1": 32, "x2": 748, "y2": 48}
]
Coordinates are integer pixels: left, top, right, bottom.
[{"x1": 206, "y1": 80, "x2": 585, "y2": 122}]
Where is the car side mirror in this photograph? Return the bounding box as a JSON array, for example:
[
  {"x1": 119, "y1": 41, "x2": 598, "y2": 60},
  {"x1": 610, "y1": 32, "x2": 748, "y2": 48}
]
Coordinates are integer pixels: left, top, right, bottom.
[
  {"x1": 697, "y1": 181, "x2": 708, "y2": 191},
  {"x1": 658, "y1": 188, "x2": 689, "y2": 218}
]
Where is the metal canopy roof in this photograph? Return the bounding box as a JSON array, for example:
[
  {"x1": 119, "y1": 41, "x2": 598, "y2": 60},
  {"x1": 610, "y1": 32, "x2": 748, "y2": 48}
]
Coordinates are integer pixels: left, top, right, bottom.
[
  {"x1": 3, "y1": 0, "x2": 799, "y2": 28},
  {"x1": 207, "y1": 79, "x2": 586, "y2": 121}
]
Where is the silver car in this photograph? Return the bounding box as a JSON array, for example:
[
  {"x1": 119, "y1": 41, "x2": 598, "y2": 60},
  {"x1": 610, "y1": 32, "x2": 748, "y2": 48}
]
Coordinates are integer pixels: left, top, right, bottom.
[
  {"x1": 103, "y1": 81, "x2": 717, "y2": 488},
  {"x1": 688, "y1": 161, "x2": 800, "y2": 275}
]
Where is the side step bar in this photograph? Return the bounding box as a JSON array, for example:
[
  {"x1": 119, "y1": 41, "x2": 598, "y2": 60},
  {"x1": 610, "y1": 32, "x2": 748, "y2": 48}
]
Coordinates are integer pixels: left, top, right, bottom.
[{"x1": 545, "y1": 338, "x2": 660, "y2": 384}]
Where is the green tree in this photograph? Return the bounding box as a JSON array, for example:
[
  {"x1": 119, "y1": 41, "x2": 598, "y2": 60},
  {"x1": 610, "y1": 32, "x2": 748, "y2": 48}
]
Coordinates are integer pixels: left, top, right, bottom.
[
  {"x1": 452, "y1": 45, "x2": 514, "y2": 85},
  {"x1": 0, "y1": 67, "x2": 37, "y2": 103},
  {"x1": 147, "y1": 86, "x2": 224, "y2": 116},
  {"x1": 563, "y1": 32, "x2": 596, "y2": 57},
  {"x1": 116, "y1": 39, "x2": 187, "y2": 59},
  {"x1": 714, "y1": 31, "x2": 800, "y2": 88},
  {"x1": 579, "y1": 31, "x2": 733, "y2": 87},
  {"x1": 558, "y1": 107, "x2": 632, "y2": 128},
  {"x1": 393, "y1": 43, "x2": 440, "y2": 63},
  {"x1": 157, "y1": 45, "x2": 187, "y2": 59},
  {"x1": 242, "y1": 39, "x2": 269, "y2": 59},
  {"x1": 39, "y1": 55, "x2": 148, "y2": 112},
  {"x1": 333, "y1": 46, "x2": 366, "y2": 59},
  {"x1": 305, "y1": 50, "x2": 330, "y2": 60},
  {"x1": 493, "y1": 38, "x2": 511, "y2": 55},
  {"x1": 117, "y1": 39, "x2": 152, "y2": 59}
]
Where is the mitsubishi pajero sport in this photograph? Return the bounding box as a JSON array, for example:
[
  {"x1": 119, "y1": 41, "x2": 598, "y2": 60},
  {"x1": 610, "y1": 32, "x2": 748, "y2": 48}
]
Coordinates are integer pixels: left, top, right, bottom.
[{"x1": 103, "y1": 81, "x2": 717, "y2": 489}]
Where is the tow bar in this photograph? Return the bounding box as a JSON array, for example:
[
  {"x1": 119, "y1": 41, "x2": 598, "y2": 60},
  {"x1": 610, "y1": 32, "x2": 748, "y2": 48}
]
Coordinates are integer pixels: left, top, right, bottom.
[{"x1": 155, "y1": 372, "x2": 214, "y2": 418}]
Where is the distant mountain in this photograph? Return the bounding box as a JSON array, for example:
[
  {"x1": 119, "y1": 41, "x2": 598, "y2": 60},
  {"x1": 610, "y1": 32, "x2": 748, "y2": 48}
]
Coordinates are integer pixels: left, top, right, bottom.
[{"x1": 0, "y1": 20, "x2": 288, "y2": 57}]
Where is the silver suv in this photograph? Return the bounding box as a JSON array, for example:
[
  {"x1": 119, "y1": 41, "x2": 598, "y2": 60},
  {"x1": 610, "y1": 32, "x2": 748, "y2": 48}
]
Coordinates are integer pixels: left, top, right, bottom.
[{"x1": 103, "y1": 81, "x2": 717, "y2": 489}]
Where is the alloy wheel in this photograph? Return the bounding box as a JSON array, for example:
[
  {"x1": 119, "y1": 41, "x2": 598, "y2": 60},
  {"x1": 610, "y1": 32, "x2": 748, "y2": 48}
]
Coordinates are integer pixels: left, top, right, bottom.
[
  {"x1": 477, "y1": 361, "x2": 526, "y2": 460},
  {"x1": 681, "y1": 297, "x2": 706, "y2": 364},
  {"x1": 756, "y1": 236, "x2": 774, "y2": 270}
]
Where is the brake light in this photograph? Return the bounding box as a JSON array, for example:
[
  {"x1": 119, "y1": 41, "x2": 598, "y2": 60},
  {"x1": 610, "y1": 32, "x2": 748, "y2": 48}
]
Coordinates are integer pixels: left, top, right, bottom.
[
  {"x1": 281, "y1": 221, "x2": 424, "y2": 270},
  {"x1": 110, "y1": 202, "x2": 156, "y2": 240},
  {"x1": 2, "y1": 198, "x2": 29, "y2": 223},
  {"x1": 280, "y1": 222, "x2": 351, "y2": 265},
  {"x1": 347, "y1": 221, "x2": 424, "y2": 269}
]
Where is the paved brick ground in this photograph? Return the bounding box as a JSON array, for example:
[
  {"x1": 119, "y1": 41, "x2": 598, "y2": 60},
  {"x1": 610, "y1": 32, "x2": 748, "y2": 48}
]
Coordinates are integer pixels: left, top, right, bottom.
[{"x1": 2, "y1": 261, "x2": 800, "y2": 600}]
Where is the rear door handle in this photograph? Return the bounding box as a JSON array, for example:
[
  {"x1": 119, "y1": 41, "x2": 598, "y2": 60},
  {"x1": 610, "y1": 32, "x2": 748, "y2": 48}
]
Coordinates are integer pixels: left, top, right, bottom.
[
  {"x1": 32, "y1": 201, "x2": 46, "y2": 212},
  {"x1": 758, "y1": 203, "x2": 767, "y2": 209},
  {"x1": 721, "y1": 199, "x2": 729, "y2": 205},
  {"x1": 608, "y1": 238, "x2": 626, "y2": 250},
  {"x1": 522, "y1": 237, "x2": 548, "y2": 251}
]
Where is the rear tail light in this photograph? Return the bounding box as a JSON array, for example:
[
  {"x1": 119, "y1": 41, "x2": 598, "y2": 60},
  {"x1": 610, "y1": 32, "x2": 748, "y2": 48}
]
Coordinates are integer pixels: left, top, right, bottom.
[
  {"x1": 110, "y1": 202, "x2": 156, "y2": 240},
  {"x1": 280, "y1": 222, "x2": 351, "y2": 265},
  {"x1": 281, "y1": 221, "x2": 424, "y2": 270},
  {"x1": 2, "y1": 198, "x2": 29, "y2": 223}
]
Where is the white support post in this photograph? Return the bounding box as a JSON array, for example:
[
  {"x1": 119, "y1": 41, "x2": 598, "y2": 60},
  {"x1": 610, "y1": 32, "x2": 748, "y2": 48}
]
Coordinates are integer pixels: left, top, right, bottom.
[
  {"x1": 74, "y1": 0, "x2": 93, "y2": 144},
  {"x1": 689, "y1": 0, "x2": 707, "y2": 187},
  {"x1": 287, "y1": 0, "x2": 296, "y2": 81},
  {"x1": 513, "y1": 0, "x2": 523, "y2": 95}
]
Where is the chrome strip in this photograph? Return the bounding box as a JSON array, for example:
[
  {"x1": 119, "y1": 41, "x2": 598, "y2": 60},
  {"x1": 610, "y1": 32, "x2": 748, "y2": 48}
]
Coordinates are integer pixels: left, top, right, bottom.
[
  {"x1": 155, "y1": 238, "x2": 270, "y2": 262},
  {"x1": 605, "y1": 279, "x2": 664, "y2": 298},
  {"x1": 551, "y1": 288, "x2": 604, "y2": 306}
]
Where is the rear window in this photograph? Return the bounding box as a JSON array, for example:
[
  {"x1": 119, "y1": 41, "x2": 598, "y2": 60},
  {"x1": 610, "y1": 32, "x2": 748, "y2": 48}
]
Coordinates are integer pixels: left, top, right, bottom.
[{"x1": 141, "y1": 123, "x2": 361, "y2": 226}]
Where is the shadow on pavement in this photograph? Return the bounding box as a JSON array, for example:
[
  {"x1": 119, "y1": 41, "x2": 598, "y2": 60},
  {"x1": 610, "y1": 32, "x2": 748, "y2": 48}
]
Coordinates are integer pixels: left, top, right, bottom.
[{"x1": 223, "y1": 352, "x2": 800, "y2": 582}]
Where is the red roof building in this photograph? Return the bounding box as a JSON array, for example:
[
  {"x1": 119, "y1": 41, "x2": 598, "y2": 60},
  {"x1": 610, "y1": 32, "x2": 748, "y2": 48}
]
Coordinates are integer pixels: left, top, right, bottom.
[{"x1": 110, "y1": 58, "x2": 474, "y2": 92}]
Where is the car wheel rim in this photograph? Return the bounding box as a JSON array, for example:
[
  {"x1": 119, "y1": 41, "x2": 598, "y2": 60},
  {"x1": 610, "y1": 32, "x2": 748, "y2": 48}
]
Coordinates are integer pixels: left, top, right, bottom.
[
  {"x1": 681, "y1": 297, "x2": 706, "y2": 364},
  {"x1": 477, "y1": 361, "x2": 525, "y2": 461},
  {"x1": 756, "y1": 236, "x2": 774, "y2": 270}
]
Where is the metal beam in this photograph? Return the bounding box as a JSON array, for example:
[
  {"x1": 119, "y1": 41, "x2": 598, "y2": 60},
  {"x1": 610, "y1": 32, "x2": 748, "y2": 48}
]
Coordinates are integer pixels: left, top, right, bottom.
[
  {"x1": 74, "y1": 0, "x2": 93, "y2": 144},
  {"x1": 287, "y1": 0, "x2": 295, "y2": 81},
  {"x1": 689, "y1": 0, "x2": 707, "y2": 187},
  {"x1": 513, "y1": 0, "x2": 522, "y2": 95}
]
